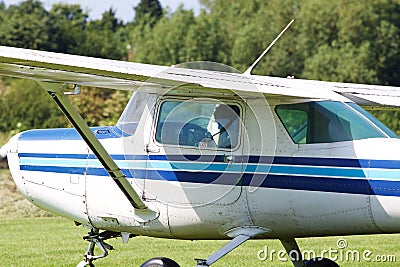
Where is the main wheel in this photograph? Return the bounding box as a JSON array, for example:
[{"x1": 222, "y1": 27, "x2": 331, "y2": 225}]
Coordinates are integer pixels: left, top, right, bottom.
[
  {"x1": 140, "y1": 257, "x2": 180, "y2": 267},
  {"x1": 305, "y1": 257, "x2": 340, "y2": 266}
]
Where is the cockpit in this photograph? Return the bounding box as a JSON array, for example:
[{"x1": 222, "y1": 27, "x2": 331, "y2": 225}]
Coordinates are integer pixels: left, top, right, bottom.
[
  {"x1": 155, "y1": 100, "x2": 241, "y2": 149},
  {"x1": 116, "y1": 92, "x2": 241, "y2": 149}
]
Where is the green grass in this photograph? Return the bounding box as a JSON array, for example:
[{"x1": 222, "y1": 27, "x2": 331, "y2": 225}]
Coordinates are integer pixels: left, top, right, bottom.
[
  {"x1": 1, "y1": 169, "x2": 400, "y2": 266},
  {"x1": 0, "y1": 217, "x2": 399, "y2": 266}
]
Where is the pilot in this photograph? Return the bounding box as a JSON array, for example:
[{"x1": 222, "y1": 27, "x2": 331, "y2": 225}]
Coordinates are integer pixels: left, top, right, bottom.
[{"x1": 212, "y1": 104, "x2": 240, "y2": 148}]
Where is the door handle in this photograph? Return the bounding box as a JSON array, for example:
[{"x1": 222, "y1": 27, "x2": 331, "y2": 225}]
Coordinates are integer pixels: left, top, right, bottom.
[
  {"x1": 224, "y1": 155, "x2": 233, "y2": 164},
  {"x1": 146, "y1": 144, "x2": 160, "y2": 153}
]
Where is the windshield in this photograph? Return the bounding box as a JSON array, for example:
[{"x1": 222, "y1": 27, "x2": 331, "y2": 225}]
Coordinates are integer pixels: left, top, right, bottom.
[
  {"x1": 276, "y1": 101, "x2": 396, "y2": 144},
  {"x1": 117, "y1": 92, "x2": 145, "y2": 134}
]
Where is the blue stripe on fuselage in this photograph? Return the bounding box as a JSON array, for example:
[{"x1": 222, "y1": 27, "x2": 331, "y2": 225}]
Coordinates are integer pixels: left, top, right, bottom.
[
  {"x1": 18, "y1": 153, "x2": 400, "y2": 169},
  {"x1": 17, "y1": 153, "x2": 400, "y2": 196}
]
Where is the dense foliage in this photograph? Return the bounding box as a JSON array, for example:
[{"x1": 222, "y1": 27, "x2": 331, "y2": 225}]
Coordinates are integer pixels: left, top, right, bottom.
[{"x1": 0, "y1": 0, "x2": 399, "y2": 135}]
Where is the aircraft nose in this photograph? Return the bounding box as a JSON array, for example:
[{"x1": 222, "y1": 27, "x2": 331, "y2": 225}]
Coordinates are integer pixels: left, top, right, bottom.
[
  {"x1": 1, "y1": 133, "x2": 21, "y2": 159},
  {"x1": 2, "y1": 133, "x2": 27, "y2": 196}
]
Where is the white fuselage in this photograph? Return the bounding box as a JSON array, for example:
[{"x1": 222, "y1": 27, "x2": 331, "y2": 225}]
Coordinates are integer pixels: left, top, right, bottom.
[{"x1": 6, "y1": 92, "x2": 400, "y2": 240}]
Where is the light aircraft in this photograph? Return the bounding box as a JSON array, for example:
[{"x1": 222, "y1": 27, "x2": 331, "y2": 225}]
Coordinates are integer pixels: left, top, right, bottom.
[{"x1": 1, "y1": 40, "x2": 400, "y2": 267}]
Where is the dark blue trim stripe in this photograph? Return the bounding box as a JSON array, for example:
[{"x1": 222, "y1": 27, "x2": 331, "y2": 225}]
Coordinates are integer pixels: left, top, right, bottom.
[
  {"x1": 19, "y1": 164, "x2": 400, "y2": 196},
  {"x1": 243, "y1": 174, "x2": 400, "y2": 196},
  {"x1": 18, "y1": 153, "x2": 400, "y2": 197},
  {"x1": 246, "y1": 156, "x2": 368, "y2": 168},
  {"x1": 243, "y1": 174, "x2": 374, "y2": 195}
]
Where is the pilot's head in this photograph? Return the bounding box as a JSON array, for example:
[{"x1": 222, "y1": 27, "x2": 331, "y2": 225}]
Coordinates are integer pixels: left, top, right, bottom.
[{"x1": 214, "y1": 104, "x2": 239, "y2": 128}]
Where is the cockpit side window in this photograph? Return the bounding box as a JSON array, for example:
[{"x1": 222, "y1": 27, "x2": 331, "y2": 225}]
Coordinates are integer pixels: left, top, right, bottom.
[
  {"x1": 155, "y1": 100, "x2": 241, "y2": 149},
  {"x1": 276, "y1": 101, "x2": 391, "y2": 144},
  {"x1": 275, "y1": 105, "x2": 308, "y2": 144},
  {"x1": 117, "y1": 92, "x2": 146, "y2": 135}
]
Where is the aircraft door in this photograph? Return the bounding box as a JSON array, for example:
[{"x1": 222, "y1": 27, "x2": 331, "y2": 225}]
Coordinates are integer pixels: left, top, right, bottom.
[
  {"x1": 275, "y1": 101, "x2": 376, "y2": 234},
  {"x1": 144, "y1": 98, "x2": 244, "y2": 207}
]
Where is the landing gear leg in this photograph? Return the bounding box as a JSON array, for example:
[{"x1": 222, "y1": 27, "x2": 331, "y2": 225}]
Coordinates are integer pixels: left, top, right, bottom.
[
  {"x1": 195, "y1": 234, "x2": 252, "y2": 266},
  {"x1": 76, "y1": 228, "x2": 116, "y2": 267},
  {"x1": 195, "y1": 226, "x2": 268, "y2": 266},
  {"x1": 280, "y1": 238, "x2": 305, "y2": 267}
]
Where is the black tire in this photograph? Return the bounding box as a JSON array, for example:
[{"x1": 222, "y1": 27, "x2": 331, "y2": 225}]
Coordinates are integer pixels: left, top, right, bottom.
[
  {"x1": 305, "y1": 257, "x2": 340, "y2": 267},
  {"x1": 140, "y1": 257, "x2": 180, "y2": 267}
]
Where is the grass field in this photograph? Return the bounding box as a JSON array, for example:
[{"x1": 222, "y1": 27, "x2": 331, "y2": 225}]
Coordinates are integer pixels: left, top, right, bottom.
[{"x1": 1, "y1": 168, "x2": 400, "y2": 266}]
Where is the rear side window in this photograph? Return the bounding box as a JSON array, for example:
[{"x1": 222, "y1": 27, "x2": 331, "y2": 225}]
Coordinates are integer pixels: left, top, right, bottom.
[
  {"x1": 276, "y1": 101, "x2": 389, "y2": 144},
  {"x1": 156, "y1": 100, "x2": 241, "y2": 149}
]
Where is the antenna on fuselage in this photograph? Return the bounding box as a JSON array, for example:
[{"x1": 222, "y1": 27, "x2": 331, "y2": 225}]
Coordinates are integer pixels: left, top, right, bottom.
[{"x1": 243, "y1": 19, "x2": 295, "y2": 76}]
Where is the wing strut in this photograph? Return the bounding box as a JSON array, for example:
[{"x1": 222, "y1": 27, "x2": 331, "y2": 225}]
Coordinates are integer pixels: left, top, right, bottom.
[{"x1": 39, "y1": 82, "x2": 149, "y2": 211}]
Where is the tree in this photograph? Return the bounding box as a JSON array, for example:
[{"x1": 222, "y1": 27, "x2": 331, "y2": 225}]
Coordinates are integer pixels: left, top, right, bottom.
[
  {"x1": 302, "y1": 42, "x2": 378, "y2": 83},
  {"x1": 79, "y1": 9, "x2": 126, "y2": 59},
  {"x1": 335, "y1": 0, "x2": 400, "y2": 85},
  {"x1": 296, "y1": 0, "x2": 339, "y2": 63},
  {"x1": 184, "y1": 10, "x2": 225, "y2": 63},
  {"x1": 47, "y1": 4, "x2": 88, "y2": 53},
  {"x1": 1, "y1": 0, "x2": 400, "y2": 135},
  {"x1": 134, "y1": 0, "x2": 163, "y2": 26},
  {"x1": 0, "y1": 79, "x2": 66, "y2": 133},
  {"x1": 71, "y1": 87, "x2": 131, "y2": 127},
  {"x1": 131, "y1": 8, "x2": 195, "y2": 65},
  {"x1": 0, "y1": 0, "x2": 50, "y2": 50}
]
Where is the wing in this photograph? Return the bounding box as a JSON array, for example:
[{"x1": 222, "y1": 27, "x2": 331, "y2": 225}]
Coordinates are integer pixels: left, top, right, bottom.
[
  {"x1": 1, "y1": 45, "x2": 399, "y2": 105},
  {"x1": 1, "y1": 45, "x2": 399, "y2": 107},
  {"x1": 254, "y1": 75, "x2": 400, "y2": 108},
  {"x1": 320, "y1": 81, "x2": 400, "y2": 108},
  {"x1": 0, "y1": 45, "x2": 169, "y2": 91},
  {"x1": 0, "y1": 45, "x2": 342, "y2": 100}
]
